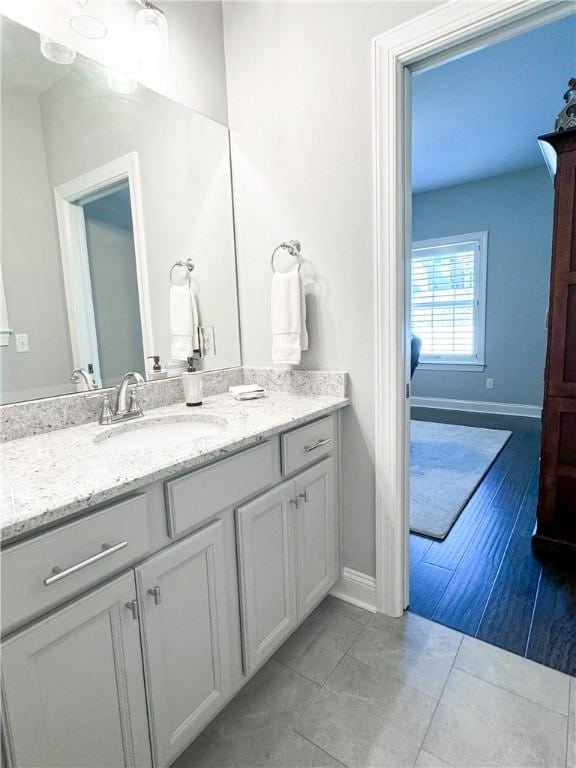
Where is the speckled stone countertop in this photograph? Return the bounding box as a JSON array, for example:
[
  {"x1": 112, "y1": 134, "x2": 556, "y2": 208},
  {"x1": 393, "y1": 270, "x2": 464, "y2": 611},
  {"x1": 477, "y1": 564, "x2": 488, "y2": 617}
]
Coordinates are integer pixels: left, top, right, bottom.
[{"x1": 0, "y1": 391, "x2": 349, "y2": 543}]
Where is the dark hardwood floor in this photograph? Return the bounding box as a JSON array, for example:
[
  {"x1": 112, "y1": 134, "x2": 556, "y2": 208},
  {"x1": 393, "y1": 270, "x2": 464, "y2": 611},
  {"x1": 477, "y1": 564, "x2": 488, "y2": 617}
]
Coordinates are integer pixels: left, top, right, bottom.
[{"x1": 408, "y1": 407, "x2": 576, "y2": 676}]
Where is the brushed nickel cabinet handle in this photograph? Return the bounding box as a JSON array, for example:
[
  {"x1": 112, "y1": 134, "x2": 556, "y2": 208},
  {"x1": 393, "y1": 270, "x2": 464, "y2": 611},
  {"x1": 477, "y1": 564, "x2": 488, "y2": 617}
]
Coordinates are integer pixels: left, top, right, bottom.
[
  {"x1": 147, "y1": 586, "x2": 162, "y2": 605},
  {"x1": 297, "y1": 491, "x2": 308, "y2": 504},
  {"x1": 304, "y1": 438, "x2": 332, "y2": 453},
  {"x1": 125, "y1": 600, "x2": 139, "y2": 620},
  {"x1": 44, "y1": 541, "x2": 128, "y2": 586}
]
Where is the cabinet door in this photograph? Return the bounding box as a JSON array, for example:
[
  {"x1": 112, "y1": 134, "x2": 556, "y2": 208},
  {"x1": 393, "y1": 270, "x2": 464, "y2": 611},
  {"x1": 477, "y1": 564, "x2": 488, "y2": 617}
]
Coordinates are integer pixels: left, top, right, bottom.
[
  {"x1": 236, "y1": 480, "x2": 297, "y2": 674},
  {"x1": 294, "y1": 457, "x2": 338, "y2": 618},
  {"x1": 1, "y1": 573, "x2": 150, "y2": 768},
  {"x1": 136, "y1": 521, "x2": 231, "y2": 768}
]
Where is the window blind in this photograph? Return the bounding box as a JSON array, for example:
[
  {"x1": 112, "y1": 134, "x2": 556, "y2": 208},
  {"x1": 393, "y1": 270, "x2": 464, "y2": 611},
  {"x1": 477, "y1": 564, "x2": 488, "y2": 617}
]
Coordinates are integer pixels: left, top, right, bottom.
[{"x1": 411, "y1": 240, "x2": 480, "y2": 362}]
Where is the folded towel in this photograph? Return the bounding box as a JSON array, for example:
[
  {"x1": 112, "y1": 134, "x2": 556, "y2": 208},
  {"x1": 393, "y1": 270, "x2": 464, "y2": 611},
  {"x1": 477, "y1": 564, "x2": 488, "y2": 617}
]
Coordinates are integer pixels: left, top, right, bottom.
[
  {"x1": 271, "y1": 271, "x2": 308, "y2": 365},
  {"x1": 229, "y1": 384, "x2": 266, "y2": 400},
  {"x1": 170, "y1": 281, "x2": 199, "y2": 360},
  {"x1": 229, "y1": 384, "x2": 266, "y2": 401}
]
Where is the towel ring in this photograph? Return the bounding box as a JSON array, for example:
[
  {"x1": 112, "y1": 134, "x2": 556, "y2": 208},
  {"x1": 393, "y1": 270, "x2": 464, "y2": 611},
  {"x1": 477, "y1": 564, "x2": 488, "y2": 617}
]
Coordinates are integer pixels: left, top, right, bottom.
[
  {"x1": 271, "y1": 240, "x2": 301, "y2": 273},
  {"x1": 170, "y1": 258, "x2": 195, "y2": 283}
]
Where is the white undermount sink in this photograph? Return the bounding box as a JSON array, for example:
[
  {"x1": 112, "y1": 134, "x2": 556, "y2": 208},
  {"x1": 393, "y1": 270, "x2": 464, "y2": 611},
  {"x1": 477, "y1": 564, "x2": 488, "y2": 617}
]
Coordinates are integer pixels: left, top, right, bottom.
[{"x1": 94, "y1": 414, "x2": 228, "y2": 451}]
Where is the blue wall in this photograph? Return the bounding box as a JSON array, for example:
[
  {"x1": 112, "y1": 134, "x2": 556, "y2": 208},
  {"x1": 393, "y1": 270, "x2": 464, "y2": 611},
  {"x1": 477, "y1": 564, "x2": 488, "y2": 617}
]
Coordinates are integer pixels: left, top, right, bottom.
[{"x1": 411, "y1": 166, "x2": 554, "y2": 407}]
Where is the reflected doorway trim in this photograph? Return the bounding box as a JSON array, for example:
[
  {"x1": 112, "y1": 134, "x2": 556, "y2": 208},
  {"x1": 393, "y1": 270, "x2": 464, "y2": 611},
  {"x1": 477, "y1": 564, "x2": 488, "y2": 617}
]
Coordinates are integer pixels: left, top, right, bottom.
[
  {"x1": 54, "y1": 152, "x2": 154, "y2": 388},
  {"x1": 372, "y1": 0, "x2": 572, "y2": 617}
]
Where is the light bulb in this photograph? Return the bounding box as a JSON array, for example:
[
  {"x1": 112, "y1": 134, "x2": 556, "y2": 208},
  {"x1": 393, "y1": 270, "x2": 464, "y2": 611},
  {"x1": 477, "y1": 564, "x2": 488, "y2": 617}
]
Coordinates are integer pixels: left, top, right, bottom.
[
  {"x1": 107, "y1": 69, "x2": 138, "y2": 95},
  {"x1": 136, "y1": 7, "x2": 169, "y2": 78},
  {"x1": 40, "y1": 36, "x2": 76, "y2": 64}
]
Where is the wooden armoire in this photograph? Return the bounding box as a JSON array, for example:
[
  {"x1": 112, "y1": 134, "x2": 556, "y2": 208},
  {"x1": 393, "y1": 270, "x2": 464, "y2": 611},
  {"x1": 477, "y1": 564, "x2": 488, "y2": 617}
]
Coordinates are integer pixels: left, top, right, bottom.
[{"x1": 533, "y1": 128, "x2": 576, "y2": 558}]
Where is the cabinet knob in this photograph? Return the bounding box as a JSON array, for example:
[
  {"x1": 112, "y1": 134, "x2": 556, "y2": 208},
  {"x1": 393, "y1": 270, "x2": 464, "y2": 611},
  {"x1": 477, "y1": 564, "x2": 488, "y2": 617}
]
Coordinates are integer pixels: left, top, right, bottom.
[
  {"x1": 147, "y1": 586, "x2": 162, "y2": 605},
  {"x1": 125, "y1": 599, "x2": 139, "y2": 620}
]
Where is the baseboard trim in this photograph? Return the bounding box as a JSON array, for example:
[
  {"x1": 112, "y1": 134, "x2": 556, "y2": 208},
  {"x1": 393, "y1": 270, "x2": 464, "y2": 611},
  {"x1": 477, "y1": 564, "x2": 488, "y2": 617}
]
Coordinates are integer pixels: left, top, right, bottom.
[
  {"x1": 330, "y1": 567, "x2": 377, "y2": 613},
  {"x1": 411, "y1": 396, "x2": 542, "y2": 419}
]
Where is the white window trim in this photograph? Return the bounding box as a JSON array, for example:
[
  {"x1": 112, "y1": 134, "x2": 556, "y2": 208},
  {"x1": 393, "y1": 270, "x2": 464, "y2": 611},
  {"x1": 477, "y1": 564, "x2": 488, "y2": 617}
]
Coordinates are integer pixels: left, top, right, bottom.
[{"x1": 411, "y1": 231, "x2": 488, "y2": 370}]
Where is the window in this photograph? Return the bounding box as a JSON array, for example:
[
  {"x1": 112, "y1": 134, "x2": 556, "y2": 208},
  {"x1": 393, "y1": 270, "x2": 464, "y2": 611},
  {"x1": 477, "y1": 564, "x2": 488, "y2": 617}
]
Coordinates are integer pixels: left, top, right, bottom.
[{"x1": 411, "y1": 232, "x2": 487, "y2": 370}]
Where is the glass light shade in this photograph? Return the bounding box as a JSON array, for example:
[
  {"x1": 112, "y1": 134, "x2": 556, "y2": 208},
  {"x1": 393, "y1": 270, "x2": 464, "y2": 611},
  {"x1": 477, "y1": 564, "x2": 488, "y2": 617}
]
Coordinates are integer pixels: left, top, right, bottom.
[
  {"x1": 40, "y1": 36, "x2": 76, "y2": 65},
  {"x1": 107, "y1": 69, "x2": 138, "y2": 95},
  {"x1": 136, "y1": 7, "x2": 169, "y2": 78},
  {"x1": 69, "y1": 14, "x2": 107, "y2": 39}
]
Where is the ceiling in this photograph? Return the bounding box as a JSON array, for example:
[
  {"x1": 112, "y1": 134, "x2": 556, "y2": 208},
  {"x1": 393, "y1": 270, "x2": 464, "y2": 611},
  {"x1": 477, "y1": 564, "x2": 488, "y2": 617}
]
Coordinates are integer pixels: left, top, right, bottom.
[{"x1": 412, "y1": 14, "x2": 576, "y2": 194}]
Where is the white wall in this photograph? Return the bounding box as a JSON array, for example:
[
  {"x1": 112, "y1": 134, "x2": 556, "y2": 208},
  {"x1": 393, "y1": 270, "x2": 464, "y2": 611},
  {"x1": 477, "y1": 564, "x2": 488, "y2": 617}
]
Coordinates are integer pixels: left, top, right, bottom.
[
  {"x1": 0, "y1": 82, "x2": 75, "y2": 403},
  {"x1": 222, "y1": 1, "x2": 440, "y2": 577},
  {"x1": 0, "y1": 0, "x2": 229, "y2": 124}
]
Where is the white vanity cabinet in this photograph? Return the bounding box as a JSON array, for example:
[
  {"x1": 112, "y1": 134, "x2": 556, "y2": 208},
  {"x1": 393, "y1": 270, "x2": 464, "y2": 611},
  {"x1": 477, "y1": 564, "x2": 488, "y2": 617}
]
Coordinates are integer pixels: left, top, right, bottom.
[
  {"x1": 1, "y1": 573, "x2": 151, "y2": 768},
  {"x1": 1, "y1": 412, "x2": 342, "y2": 768},
  {"x1": 136, "y1": 520, "x2": 232, "y2": 767},
  {"x1": 237, "y1": 457, "x2": 337, "y2": 674}
]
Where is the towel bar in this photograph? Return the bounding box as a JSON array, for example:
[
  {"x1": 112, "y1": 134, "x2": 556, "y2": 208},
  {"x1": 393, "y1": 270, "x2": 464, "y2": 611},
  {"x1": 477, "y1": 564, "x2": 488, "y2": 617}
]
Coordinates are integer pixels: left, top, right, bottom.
[{"x1": 271, "y1": 240, "x2": 301, "y2": 273}]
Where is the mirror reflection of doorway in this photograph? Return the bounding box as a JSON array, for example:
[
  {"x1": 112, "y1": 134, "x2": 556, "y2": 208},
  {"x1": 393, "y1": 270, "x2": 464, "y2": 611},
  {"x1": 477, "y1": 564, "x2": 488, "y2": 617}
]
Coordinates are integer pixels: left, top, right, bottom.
[{"x1": 82, "y1": 184, "x2": 144, "y2": 388}]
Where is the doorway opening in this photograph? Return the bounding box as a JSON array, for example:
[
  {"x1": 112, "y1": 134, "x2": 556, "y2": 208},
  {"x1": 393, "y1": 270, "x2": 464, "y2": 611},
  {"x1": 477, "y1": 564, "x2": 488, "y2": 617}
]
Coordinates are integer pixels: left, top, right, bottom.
[
  {"x1": 54, "y1": 152, "x2": 153, "y2": 389},
  {"x1": 373, "y1": 0, "x2": 576, "y2": 676}
]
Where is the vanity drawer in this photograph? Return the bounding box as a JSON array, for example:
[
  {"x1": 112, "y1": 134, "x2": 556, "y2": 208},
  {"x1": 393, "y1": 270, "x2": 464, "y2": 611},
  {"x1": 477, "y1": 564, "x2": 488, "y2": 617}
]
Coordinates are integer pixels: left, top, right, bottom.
[
  {"x1": 165, "y1": 441, "x2": 276, "y2": 537},
  {"x1": 281, "y1": 416, "x2": 335, "y2": 476},
  {"x1": 1, "y1": 494, "x2": 150, "y2": 632}
]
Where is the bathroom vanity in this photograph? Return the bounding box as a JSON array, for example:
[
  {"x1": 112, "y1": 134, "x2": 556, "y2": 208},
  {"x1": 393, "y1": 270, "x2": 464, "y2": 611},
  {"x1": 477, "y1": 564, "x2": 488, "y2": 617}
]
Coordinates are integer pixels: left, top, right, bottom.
[{"x1": 0, "y1": 391, "x2": 348, "y2": 768}]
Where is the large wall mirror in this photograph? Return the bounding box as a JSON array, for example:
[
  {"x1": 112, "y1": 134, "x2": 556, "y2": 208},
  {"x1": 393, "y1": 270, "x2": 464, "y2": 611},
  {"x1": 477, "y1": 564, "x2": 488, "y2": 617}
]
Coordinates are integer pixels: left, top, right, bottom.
[{"x1": 0, "y1": 17, "x2": 242, "y2": 405}]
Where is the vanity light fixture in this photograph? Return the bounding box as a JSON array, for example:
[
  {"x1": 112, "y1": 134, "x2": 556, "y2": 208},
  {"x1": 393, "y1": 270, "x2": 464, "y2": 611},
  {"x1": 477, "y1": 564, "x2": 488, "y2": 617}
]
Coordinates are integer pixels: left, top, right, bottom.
[
  {"x1": 69, "y1": 0, "x2": 108, "y2": 40},
  {"x1": 135, "y1": 0, "x2": 170, "y2": 78},
  {"x1": 40, "y1": 35, "x2": 76, "y2": 64}
]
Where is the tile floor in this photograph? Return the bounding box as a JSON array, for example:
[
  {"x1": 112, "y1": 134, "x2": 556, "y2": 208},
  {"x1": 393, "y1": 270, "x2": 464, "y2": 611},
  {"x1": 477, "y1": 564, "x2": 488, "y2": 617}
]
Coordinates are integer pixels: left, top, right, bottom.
[{"x1": 173, "y1": 596, "x2": 575, "y2": 768}]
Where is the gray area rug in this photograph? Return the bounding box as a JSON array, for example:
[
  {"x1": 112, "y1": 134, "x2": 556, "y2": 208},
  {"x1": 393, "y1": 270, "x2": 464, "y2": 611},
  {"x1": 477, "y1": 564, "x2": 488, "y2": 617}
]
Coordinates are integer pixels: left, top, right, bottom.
[{"x1": 410, "y1": 420, "x2": 512, "y2": 540}]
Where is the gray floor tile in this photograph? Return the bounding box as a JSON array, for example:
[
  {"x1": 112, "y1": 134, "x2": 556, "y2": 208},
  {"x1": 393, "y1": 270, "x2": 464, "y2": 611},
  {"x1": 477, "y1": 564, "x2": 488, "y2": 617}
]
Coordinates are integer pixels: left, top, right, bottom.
[
  {"x1": 274, "y1": 602, "x2": 364, "y2": 684},
  {"x1": 414, "y1": 750, "x2": 452, "y2": 767},
  {"x1": 265, "y1": 732, "x2": 345, "y2": 767},
  {"x1": 200, "y1": 660, "x2": 319, "y2": 766},
  {"x1": 349, "y1": 610, "x2": 462, "y2": 698},
  {"x1": 295, "y1": 654, "x2": 437, "y2": 767},
  {"x1": 568, "y1": 679, "x2": 575, "y2": 768},
  {"x1": 318, "y1": 595, "x2": 374, "y2": 625},
  {"x1": 171, "y1": 730, "x2": 344, "y2": 768},
  {"x1": 424, "y1": 668, "x2": 568, "y2": 767},
  {"x1": 455, "y1": 635, "x2": 571, "y2": 715}
]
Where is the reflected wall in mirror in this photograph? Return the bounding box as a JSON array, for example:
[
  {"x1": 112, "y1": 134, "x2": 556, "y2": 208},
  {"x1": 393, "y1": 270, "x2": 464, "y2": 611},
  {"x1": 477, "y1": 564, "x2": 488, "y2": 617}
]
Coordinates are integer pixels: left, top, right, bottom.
[{"x1": 0, "y1": 17, "x2": 241, "y2": 405}]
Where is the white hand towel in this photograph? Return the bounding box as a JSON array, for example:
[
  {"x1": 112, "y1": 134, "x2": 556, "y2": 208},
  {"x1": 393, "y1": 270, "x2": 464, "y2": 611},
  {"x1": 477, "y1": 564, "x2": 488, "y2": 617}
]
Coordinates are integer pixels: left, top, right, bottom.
[
  {"x1": 170, "y1": 282, "x2": 199, "y2": 360},
  {"x1": 271, "y1": 271, "x2": 308, "y2": 365}
]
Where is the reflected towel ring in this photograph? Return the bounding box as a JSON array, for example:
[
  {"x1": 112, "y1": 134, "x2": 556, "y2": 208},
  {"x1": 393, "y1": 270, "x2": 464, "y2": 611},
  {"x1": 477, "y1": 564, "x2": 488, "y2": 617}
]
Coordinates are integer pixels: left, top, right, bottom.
[
  {"x1": 170, "y1": 258, "x2": 195, "y2": 283},
  {"x1": 271, "y1": 240, "x2": 301, "y2": 273}
]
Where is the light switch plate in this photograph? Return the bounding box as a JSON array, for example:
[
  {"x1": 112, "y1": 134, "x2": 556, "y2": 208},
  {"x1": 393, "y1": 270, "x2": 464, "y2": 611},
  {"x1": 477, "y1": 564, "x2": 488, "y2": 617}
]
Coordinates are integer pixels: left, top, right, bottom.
[{"x1": 15, "y1": 333, "x2": 29, "y2": 353}]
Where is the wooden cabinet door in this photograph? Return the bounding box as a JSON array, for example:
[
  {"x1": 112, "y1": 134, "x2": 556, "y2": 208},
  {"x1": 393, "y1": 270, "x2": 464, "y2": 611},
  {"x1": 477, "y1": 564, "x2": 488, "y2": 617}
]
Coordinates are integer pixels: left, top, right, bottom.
[
  {"x1": 545, "y1": 139, "x2": 576, "y2": 398},
  {"x1": 1, "y1": 573, "x2": 150, "y2": 768},
  {"x1": 294, "y1": 458, "x2": 338, "y2": 618},
  {"x1": 136, "y1": 521, "x2": 231, "y2": 768},
  {"x1": 236, "y1": 480, "x2": 297, "y2": 674}
]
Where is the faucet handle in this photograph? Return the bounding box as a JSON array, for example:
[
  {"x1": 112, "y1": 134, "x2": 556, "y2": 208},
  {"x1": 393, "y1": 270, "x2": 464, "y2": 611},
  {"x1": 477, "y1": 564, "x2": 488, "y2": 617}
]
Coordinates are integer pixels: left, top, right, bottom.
[
  {"x1": 89, "y1": 393, "x2": 114, "y2": 425},
  {"x1": 128, "y1": 389, "x2": 143, "y2": 416}
]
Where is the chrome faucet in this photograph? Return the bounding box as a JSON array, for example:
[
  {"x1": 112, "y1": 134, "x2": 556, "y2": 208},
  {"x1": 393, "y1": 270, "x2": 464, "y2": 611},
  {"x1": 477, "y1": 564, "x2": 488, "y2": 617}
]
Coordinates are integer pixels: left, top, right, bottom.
[
  {"x1": 70, "y1": 368, "x2": 97, "y2": 391},
  {"x1": 92, "y1": 371, "x2": 145, "y2": 425},
  {"x1": 116, "y1": 371, "x2": 145, "y2": 416}
]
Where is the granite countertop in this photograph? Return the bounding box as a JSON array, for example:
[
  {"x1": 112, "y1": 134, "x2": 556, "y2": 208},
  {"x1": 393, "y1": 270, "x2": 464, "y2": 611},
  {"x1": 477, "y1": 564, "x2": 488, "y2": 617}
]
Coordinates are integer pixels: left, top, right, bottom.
[{"x1": 0, "y1": 391, "x2": 349, "y2": 542}]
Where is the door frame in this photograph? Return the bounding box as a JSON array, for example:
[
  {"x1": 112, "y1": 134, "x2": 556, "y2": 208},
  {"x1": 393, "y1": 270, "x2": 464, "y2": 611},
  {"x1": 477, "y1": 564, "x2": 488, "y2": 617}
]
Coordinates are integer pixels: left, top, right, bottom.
[
  {"x1": 373, "y1": 0, "x2": 573, "y2": 616},
  {"x1": 54, "y1": 151, "x2": 154, "y2": 387}
]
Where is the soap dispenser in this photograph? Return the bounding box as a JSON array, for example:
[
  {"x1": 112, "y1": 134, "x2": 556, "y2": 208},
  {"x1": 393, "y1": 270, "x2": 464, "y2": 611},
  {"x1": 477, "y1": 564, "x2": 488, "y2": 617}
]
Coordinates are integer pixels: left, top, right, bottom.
[
  {"x1": 182, "y1": 357, "x2": 202, "y2": 406},
  {"x1": 146, "y1": 355, "x2": 167, "y2": 381}
]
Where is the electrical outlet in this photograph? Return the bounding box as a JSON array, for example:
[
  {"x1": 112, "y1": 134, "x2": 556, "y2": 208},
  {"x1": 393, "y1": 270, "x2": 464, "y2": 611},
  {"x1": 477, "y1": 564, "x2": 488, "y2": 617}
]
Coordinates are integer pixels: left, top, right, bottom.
[
  {"x1": 15, "y1": 333, "x2": 29, "y2": 353},
  {"x1": 199, "y1": 326, "x2": 216, "y2": 357},
  {"x1": 486, "y1": 377, "x2": 494, "y2": 390}
]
